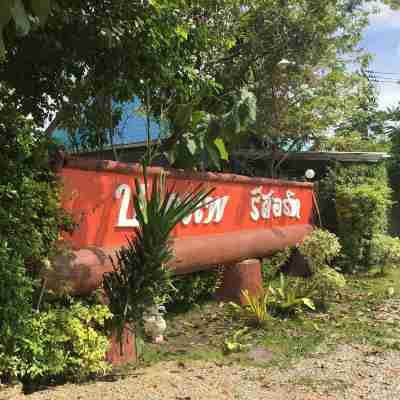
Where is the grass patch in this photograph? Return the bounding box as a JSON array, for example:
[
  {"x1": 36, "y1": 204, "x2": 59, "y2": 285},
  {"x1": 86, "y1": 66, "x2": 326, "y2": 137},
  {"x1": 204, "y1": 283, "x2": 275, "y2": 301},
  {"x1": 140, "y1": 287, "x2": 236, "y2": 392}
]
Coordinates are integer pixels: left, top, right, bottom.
[{"x1": 135, "y1": 268, "x2": 400, "y2": 370}]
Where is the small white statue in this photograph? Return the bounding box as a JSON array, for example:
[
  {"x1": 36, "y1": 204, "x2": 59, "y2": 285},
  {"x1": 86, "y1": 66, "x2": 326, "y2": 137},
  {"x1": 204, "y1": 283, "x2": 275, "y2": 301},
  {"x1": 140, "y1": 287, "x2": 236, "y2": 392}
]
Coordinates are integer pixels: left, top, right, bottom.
[{"x1": 143, "y1": 305, "x2": 167, "y2": 343}]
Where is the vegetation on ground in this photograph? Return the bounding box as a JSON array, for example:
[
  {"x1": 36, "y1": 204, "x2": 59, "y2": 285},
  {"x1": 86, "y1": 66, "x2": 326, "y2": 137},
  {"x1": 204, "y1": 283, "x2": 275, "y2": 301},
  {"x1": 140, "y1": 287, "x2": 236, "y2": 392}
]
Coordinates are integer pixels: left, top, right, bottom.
[
  {"x1": 103, "y1": 166, "x2": 212, "y2": 348},
  {"x1": 2, "y1": 0, "x2": 400, "y2": 390},
  {"x1": 138, "y1": 268, "x2": 400, "y2": 370}
]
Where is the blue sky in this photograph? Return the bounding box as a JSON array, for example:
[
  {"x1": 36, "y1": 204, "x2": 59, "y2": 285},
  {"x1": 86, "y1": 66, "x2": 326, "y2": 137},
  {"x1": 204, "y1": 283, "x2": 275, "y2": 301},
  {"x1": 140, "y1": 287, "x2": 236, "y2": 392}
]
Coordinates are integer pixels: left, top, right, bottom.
[{"x1": 363, "y1": 3, "x2": 400, "y2": 109}]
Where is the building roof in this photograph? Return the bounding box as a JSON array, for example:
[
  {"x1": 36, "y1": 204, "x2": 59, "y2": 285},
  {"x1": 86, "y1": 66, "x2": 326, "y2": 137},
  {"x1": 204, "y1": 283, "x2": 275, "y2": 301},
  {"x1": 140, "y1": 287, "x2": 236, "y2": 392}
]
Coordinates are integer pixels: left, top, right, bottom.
[{"x1": 234, "y1": 149, "x2": 391, "y2": 163}]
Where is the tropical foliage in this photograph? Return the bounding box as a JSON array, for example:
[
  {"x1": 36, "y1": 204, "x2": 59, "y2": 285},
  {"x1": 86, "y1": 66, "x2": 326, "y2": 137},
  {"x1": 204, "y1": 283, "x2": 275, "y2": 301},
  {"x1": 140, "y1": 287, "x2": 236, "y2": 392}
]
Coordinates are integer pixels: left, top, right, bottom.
[
  {"x1": 262, "y1": 247, "x2": 292, "y2": 281},
  {"x1": 167, "y1": 269, "x2": 222, "y2": 310},
  {"x1": 336, "y1": 174, "x2": 392, "y2": 272},
  {"x1": 0, "y1": 0, "x2": 52, "y2": 58},
  {"x1": 297, "y1": 229, "x2": 345, "y2": 307},
  {"x1": 370, "y1": 234, "x2": 400, "y2": 276},
  {"x1": 0, "y1": 0, "x2": 382, "y2": 172},
  {"x1": 268, "y1": 274, "x2": 316, "y2": 316},
  {"x1": 1, "y1": 300, "x2": 112, "y2": 382},
  {"x1": 298, "y1": 229, "x2": 341, "y2": 274},
  {"x1": 1, "y1": 0, "x2": 398, "y2": 386},
  {"x1": 103, "y1": 166, "x2": 213, "y2": 346}
]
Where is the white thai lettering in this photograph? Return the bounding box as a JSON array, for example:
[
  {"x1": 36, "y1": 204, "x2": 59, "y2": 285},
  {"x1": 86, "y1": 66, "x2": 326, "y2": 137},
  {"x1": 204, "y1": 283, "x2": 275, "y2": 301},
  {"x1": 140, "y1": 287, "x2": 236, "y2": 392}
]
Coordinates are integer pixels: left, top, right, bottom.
[
  {"x1": 203, "y1": 196, "x2": 230, "y2": 224},
  {"x1": 114, "y1": 184, "x2": 139, "y2": 228},
  {"x1": 203, "y1": 197, "x2": 215, "y2": 224},
  {"x1": 272, "y1": 197, "x2": 283, "y2": 217},
  {"x1": 250, "y1": 186, "x2": 262, "y2": 221},
  {"x1": 251, "y1": 187, "x2": 301, "y2": 221},
  {"x1": 194, "y1": 207, "x2": 204, "y2": 224},
  {"x1": 283, "y1": 190, "x2": 301, "y2": 219},
  {"x1": 261, "y1": 190, "x2": 274, "y2": 219}
]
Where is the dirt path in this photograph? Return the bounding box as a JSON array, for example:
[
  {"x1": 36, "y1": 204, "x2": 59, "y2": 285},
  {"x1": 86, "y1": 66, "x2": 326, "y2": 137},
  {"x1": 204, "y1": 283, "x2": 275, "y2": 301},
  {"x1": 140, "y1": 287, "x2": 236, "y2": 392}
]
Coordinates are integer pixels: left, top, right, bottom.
[
  {"x1": 3, "y1": 343, "x2": 399, "y2": 400},
  {"x1": 4, "y1": 282, "x2": 400, "y2": 400}
]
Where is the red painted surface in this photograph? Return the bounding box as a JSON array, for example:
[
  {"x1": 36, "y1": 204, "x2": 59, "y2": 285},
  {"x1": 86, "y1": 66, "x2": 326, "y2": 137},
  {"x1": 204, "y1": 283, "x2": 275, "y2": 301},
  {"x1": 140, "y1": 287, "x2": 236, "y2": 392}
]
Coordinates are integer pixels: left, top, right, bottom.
[
  {"x1": 106, "y1": 325, "x2": 136, "y2": 366},
  {"x1": 216, "y1": 259, "x2": 263, "y2": 305},
  {"x1": 60, "y1": 157, "x2": 314, "y2": 249},
  {"x1": 46, "y1": 224, "x2": 313, "y2": 295}
]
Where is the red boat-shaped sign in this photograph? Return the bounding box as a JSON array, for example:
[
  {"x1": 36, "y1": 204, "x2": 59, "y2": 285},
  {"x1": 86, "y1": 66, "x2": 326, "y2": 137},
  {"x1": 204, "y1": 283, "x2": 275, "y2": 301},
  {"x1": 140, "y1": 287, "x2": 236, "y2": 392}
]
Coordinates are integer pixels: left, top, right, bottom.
[{"x1": 51, "y1": 157, "x2": 315, "y2": 295}]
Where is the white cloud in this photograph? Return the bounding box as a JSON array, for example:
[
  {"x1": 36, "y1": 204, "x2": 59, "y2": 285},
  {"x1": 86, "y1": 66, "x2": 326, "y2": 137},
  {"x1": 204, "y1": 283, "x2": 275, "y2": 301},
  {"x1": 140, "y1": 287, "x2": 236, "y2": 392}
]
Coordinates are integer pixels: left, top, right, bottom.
[{"x1": 377, "y1": 83, "x2": 400, "y2": 109}]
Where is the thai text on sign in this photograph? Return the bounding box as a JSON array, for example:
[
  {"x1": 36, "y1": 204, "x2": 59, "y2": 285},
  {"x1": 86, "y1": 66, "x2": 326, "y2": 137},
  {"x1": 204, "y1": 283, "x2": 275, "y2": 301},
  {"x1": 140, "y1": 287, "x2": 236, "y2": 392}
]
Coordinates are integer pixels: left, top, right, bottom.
[
  {"x1": 60, "y1": 158, "x2": 314, "y2": 249},
  {"x1": 114, "y1": 183, "x2": 301, "y2": 228}
]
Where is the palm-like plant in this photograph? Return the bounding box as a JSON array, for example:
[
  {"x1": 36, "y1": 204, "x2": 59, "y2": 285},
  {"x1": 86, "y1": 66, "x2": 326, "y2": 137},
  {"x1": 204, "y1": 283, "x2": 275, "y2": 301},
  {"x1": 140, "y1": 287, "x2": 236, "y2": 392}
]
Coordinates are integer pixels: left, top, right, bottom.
[
  {"x1": 103, "y1": 165, "x2": 213, "y2": 352},
  {"x1": 241, "y1": 289, "x2": 271, "y2": 326}
]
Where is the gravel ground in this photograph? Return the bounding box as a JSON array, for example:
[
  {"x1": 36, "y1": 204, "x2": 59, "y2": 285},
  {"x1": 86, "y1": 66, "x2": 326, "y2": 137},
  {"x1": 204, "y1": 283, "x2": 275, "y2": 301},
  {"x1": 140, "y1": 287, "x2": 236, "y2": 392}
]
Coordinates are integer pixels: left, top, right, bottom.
[
  {"x1": 3, "y1": 343, "x2": 400, "y2": 400},
  {"x1": 3, "y1": 298, "x2": 400, "y2": 400}
]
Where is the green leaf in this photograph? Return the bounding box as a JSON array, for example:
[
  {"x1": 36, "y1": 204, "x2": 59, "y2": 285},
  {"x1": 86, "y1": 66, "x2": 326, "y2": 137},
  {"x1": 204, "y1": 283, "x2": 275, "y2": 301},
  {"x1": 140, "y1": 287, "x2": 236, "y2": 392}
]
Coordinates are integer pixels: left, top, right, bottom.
[
  {"x1": 226, "y1": 38, "x2": 236, "y2": 49},
  {"x1": 214, "y1": 138, "x2": 229, "y2": 161},
  {"x1": 176, "y1": 25, "x2": 188, "y2": 41},
  {"x1": 0, "y1": 31, "x2": 6, "y2": 60},
  {"x1": 191, "y1": 110, "x2": 206, "y2": 127},
  {"x1": 174, "y1": 104, "x2": 192, "y2": 130},
  {"x1": 223, "y1": 110, "x2": 241, "y2": 135},
  {"x1": 10, "y1": 0, "x2": 30, "y2": 36},
  {"x1": 207, "y1": 142, "x2": 221, "y2": 169},
  {"x1": 186, "y1": 137, "x2": 197, "y2": 156},
  {"x1": 31, "y1": 0, "x2": 51, "y2": 26},
  {"x1": 0, "y1": 0, "x2": 13, "y2": 59},
  {"x1": 302, "y1": 298, "x2": 316, "y2": 310},
  {"x1": 0, "y1": 0, "x2": 13, "y2": 26}
]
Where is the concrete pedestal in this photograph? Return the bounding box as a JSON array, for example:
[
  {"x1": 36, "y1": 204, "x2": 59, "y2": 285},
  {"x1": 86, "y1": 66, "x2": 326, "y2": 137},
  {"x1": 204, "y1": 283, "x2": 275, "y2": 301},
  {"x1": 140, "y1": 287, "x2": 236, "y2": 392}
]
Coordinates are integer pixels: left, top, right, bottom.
[
  {"x1": 217, "y1": 258, "x2": 263, "y2": 305},
  {"x1": 106, "y1": 325, "x2": 137, "y2": 366}
]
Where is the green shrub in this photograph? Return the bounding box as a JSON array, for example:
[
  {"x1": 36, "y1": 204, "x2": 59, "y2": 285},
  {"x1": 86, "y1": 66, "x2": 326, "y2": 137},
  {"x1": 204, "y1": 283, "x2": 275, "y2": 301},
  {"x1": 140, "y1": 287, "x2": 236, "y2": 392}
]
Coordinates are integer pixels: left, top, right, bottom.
[
  {"x1": 308, "y1": 267, "x2": 346, "y2": 308},
  {"x1": 298, "y1": 228, "x2": 341, "y2": 273},
  {"x1": 262, "y1": 247, "x2": 292, "y2": 281},
  {"x1": 317, "y1": 164, "x2": 389, "y2": 233},
  {"x1": 0, "y1": 119, "x2": 75, "y2": 382},
  {"x1": 227, "y1": 289, "x2": 272, "y2": 328},
  {"x1": 240, "y1": 289, "x2": 271, "y2": 326},
  {"x1": 336, "y1": 182, "x2": 392, "y2": 271},
  {"x1": 297, "y1": 229, "x2": 345, "y2": 309},
  {"x1": 167, "y1": 269, "x2": 222, "y2": 310},
  {"x1": 228, "y1": 277, "x2": 314, "y2": 322},
  {"x1": 0, "y1": 300, "x2": 112, "y2": 383},
  {"x1": 316, "y1": 163, "x2": 393, "y2": 273},
  {"x1": 370, "y1": 234, "x2": 400, "y2": 275}
]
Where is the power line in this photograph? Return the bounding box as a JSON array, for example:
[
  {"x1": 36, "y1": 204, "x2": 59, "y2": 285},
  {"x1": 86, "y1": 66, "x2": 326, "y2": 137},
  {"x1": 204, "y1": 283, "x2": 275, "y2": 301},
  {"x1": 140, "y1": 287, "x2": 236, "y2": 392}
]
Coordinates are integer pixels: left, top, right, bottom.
[
  {"x1": 365, "y1": 69, "x2": 400, "y2": 76},
  {"x1": 369, "y1": 80, "x2": 400, "y2": 85},
  {"x1": 370, "y1": 78, "x2": 400, "y2": 82},
  {"x1": 365, "y1": 69, "x2": 400, "y2": 85},
  {"x1": 370, "y1": 76, "x2": 400, "y2": 81}
]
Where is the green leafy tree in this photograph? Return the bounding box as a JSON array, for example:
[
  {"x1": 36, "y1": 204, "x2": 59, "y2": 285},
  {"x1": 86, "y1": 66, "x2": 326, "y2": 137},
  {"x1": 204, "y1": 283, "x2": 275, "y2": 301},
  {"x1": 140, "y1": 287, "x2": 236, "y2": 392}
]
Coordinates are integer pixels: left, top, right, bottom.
[
  {"x1": 383, "y1": 0, "x2": 400, "y2": 9},
  {"x1": 0, "y1": 1, "x2": 241, "y2": 142},
  {"x1": 220, "y1": 0, "x2": 374, "y2": 177},
  {"x1": 0, "y1": 0, "x2": 52, "y2": 58}
]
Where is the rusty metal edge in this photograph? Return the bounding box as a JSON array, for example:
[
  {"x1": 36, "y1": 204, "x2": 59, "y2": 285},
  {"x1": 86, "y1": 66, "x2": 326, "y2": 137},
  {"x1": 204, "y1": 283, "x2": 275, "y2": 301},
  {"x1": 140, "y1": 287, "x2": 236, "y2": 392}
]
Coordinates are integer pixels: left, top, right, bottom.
[
  {"x1": 63, "y1": 156, "x2": 314, "y2": 189},
  {"x1": 47, "y1": 224, "x2": 313, "y2": 296}
]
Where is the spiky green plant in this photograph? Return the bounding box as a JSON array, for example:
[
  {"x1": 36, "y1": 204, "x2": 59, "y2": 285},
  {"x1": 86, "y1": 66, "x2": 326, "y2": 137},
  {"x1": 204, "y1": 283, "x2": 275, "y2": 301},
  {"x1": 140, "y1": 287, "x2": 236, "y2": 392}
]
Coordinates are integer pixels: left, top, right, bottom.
[
  {"x1": 268, "y1": 274, "x2": 316, "y2": 316},
  {"x1": 103, "y1": 165, "x2": 213, "y2": 351},
  {"x1": 241, "y1": 289, "x2": 271, "y2": 326}
]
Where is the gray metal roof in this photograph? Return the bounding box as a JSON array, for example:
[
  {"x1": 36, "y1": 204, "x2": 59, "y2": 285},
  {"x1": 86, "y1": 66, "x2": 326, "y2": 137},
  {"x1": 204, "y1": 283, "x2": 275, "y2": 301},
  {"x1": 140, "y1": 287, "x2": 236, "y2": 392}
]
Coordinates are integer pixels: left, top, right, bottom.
[{"x1": 234, "y1": 149, "x2": 391, "y2": 163}]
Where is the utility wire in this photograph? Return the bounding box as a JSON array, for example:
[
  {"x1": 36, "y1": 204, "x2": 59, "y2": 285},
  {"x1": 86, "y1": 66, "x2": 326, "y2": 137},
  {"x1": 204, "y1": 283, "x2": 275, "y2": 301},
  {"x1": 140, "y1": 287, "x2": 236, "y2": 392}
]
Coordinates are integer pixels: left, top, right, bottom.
[
  {"x1": 365, "y1": 69, "x2": 400, "y2": 76},
  {"x1": 365, "y1": 69, "x2": 400, "y2": 85}
]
